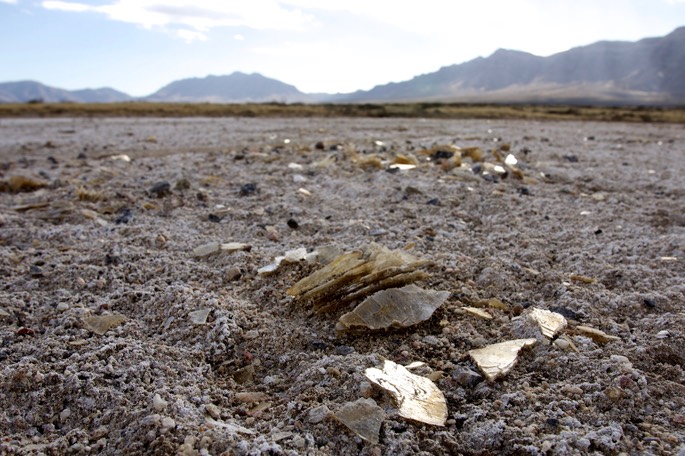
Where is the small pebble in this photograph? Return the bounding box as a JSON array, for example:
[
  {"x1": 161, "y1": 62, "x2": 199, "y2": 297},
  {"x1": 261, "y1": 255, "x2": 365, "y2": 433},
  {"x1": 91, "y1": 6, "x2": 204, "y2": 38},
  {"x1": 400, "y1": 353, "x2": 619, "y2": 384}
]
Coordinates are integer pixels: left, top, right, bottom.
[
  {"x1": 308, "y1": 405, "x2": 330, "y2": 424},
  {"x1": 643, "y1": 298, "x2": 656, "y2": 309},
  {"x1": 115, "y1": 207, "x2": 133, "y2": 224},
  {"x1": 149, "y1": 181, "x2": 171, "y2": 198},
  {"x1": 160, "y1": 416, "x2": 176, "y2": 433},
  {"x1": 239, "y1": 183, "x2": 258, "y2": 196},
  {"x1": 287, "y1": 218, "x2": 299, "y2": 229},
  {"x1": 265, "y1": 226, "x2": 280, "y2": 241},
  {"x1": 225, "y1": 267, "x2": 242, "y2": 282},
  {"x1": 153, "y1": 394, "x2": 168, "y2": 412},
  {"x1": 175, "y1": 178, "x2": 191, "y2": 190},
  {"x1": 423, "y1": 335, "x2": 440, "y2": 345},
  {"x1": 60, "y1": 408, "x2": 71, "y2": 422},
  {"x1": 335, "y1": 345, "x2": 355, "y2": 355},
  {"x1": 56, "y1": 302, "x2": 69, "y2": 311},
  {"x1": 155, "y1": 234, "x2": 167, "y2": 249},
  {"x1": 244, "y1": 329, "x2": 260, "y2": 339},
  {"x1": 359, "y1": 381, "x2": 374, "y2": 398},
  {"x1": 205, "y1": 404, "x2": 221, "y2": 420},
  {"x1": 76, "y1": 277, "x2": 87, "y2": 288},
  {"x1": 452, "y1": 367, "x2": 483, "y2": 387}
]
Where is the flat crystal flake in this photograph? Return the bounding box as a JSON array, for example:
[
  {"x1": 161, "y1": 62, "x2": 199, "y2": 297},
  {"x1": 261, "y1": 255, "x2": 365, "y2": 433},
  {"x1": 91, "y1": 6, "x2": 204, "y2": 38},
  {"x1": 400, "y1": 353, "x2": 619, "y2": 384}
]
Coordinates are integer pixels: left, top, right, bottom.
[
  {"x1": 529, "y1": 308, "x2": 567, "y2": 338},
  {"x1": 334, "y1": 398, "x2": 386, "y2": 444},
  {"x1": 193, "y1": 242, "x2": 221, "y2": 258},
  {"x1": 468, "y1": 338, "x2": 537, "y2": 381},
  {"x1": 575, "y1": 325, "x2": 620, "y2": 343},
  {"x1": 364, "y1": 360, "x2": 447, "y2": 426},
  {"x1": 336, "y1": 285, "x2": 449, "y2": 332},
  {"x1": 462, "y1": 306, "x2": 494, "y2": 320},
  {"x1": 288, "y1": 244, "x2": 430, "y2": 313},
  {"x1": 83, "y1": 314, "x2": 127, "y2": 335},
  {"x1": 188, "y1": 308, "x2": 211, "y2": 325}
]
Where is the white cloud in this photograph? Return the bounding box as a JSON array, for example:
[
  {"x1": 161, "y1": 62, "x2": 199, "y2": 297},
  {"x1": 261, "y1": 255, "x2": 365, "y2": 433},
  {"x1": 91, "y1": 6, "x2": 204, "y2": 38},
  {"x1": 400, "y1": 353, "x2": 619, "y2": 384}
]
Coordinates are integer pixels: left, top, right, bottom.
[
  {"x1": 40, "y1": 0, "x2": 316, "y2": 38},
  {"x1": 176, "y1": 28, "x2": 207, "y2": 43},
  {"x1": 43, "y1": 0, "x2": 91, "y2": 11},
  {"x1": 234, "y1": 34, "x2": 245, "y2": 41},
  {"x1": 0, "y1": 0, "x2": 18, "y2": 4}
]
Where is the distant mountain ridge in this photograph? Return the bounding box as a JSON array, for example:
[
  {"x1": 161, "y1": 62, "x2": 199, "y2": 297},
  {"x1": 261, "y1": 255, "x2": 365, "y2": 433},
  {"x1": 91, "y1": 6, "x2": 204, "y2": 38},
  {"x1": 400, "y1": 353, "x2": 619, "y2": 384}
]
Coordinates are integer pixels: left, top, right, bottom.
[
  {"x1": 145, "y1": 72, "x2": 309, "y2": 103},
  {"x1": 0, "y1": 80, "x2": 131, "y2": 103},
  {"x1": 338, "y1": 26, "x2": 685, "y2": 104},
  {"x1": 1, "y1": 26, "x2": 684, "y2": 105}
]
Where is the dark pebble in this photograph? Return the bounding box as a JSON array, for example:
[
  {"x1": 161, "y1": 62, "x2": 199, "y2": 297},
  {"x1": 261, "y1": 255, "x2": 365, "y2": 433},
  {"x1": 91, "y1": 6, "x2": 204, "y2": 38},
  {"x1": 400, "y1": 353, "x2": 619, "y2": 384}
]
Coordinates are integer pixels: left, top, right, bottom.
[
  {"x1": 481, "y1": 174, "x2": 496, "y2": 183},
  {"x1": 643, "y1": 298, "x2": 656, "y2": 309},
  {"x1": 29, "y1": 265, "x2": 43, "y2": 277},
  {"x1": 517, "y1": 187, "x2": 530, "y2": 196},
  {"x1": 334, "y1": 345, "x2": 355, "y2": 355},
  {"x1": 431, "y1": 150, "x2": 454, "y2": 161},
  {"x1": 563, "y1": 155, "x2": 579, "y2": 163},
  {"x1": 520, "y1": 147, "x2": 532, "y2": 155},
  {"x1": 115, "y1": 207, "x2": 132, "y2": 224},
  {"x1": 77, "y1": 152, "x2": 87, "y2": 160},
  {"x1": 452, "y1": 367, "x2": 483, "y2": 387},
  {"x1": 287, "y1": 218, "x2": 299, "y2": 229},
  {"x1": 311, "y1": 340, "x2": 328, "y2": 350},
  {"x1": 47, "y1": 156, "x2": 58, "y2": 165},
  {"x1": 239, "y1": 183, "x2": 258, "y2": 196},
  {"x1": 471, "y1": 163, "x2": 483, "y2": 174},
  {"x1": 546, "y1": 418, "x2": 560, "y2": 428},
  {"x1": 391, "y1": 424, "x2": 408, "y2": 433},
  {"x1": 426, "y1": 198, "x2": 441, "y2": 206},
  {"x1": 208, "y1": 214, "x2": 222, "y2": 223},
  {"x1": 196, "y1": 191, "x2": 208, "y2": 202},
  {"x1": 149, "y1": 181, "x2": 171, "y2": 198},
  {"x1": 549, "y1": 306, "x2": 582, "y2": 321},
  {"x1": 594, "y1": 229, "x2": 603, "y2": 235},
  {"x1": 17, "y1": 327, "x2": 35, "y2": 336},
  {"x1": 314, "y1": 141, "x2": 325, "y2": 150},
  {"x1": 175, "y1": 178, "x2": 191, "y2": 191}
]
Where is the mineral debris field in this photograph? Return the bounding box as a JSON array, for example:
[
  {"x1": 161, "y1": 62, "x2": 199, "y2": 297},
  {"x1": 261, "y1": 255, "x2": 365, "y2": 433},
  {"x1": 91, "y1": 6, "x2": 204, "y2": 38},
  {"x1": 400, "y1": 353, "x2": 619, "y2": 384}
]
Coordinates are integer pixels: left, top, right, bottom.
[{"x1": 0, "y1": 116, "x2": 684, "y2": 455}]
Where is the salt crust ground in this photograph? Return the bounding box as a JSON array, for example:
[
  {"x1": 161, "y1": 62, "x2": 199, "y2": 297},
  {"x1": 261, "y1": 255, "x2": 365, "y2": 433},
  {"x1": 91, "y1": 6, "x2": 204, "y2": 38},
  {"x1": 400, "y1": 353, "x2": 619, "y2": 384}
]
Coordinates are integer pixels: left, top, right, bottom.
[{"x1": 0, "y1": 117, "x2": 684, "y2": 455}]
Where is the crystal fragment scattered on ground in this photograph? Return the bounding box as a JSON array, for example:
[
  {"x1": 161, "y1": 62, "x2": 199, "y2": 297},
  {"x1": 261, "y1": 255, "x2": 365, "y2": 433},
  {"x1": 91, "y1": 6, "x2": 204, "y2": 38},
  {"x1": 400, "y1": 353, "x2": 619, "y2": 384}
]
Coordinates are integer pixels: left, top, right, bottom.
[
  {"x1": 188, "y1": 309, "x2": 210, "y2": 325},
  {"x1": 288, "y1": 243, "x2": 430, "y2": 313},
  {"x1": 193, "y1": 242, "x2": 221, "y2": 258},
  {"x1": 336, "y1": 285, "x2": 449, "y2": 332},
  {"x1": 365, "y1": 359, "x2": 447, "y2": 426},
  {"x1": 462, "y1": 306, "x2": 493, "y2": 320},
  {"x1": 83, "y1": 314, "x2": 127, "y2": 335},
  {"x1": 468, "y1": 338, "x2": 537, "y2": 381},
  {"x1": 334, "y1": 398, "x2": 385, "y2": 444},
  {"x1": 528, "y1": 308, "x2": 567, "y2": 339},
  {"x1": 575, "y1": 325, "x2": 620, "y2": 343}
]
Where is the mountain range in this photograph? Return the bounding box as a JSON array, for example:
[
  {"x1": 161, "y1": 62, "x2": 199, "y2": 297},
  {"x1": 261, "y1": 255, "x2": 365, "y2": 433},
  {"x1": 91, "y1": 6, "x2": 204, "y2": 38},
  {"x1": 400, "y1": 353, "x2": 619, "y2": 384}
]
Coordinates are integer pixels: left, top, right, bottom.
[{"x1": 2, "y1": 26, "x2": 684, "y2": 105}]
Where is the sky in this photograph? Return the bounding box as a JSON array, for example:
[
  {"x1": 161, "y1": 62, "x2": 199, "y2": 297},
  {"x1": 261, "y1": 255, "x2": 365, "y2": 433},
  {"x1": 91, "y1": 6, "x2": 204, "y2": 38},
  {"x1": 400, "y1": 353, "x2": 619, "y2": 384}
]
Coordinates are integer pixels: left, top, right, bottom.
[{"x1": 1, "y1": 0, "x2": 685, "y2": 97}]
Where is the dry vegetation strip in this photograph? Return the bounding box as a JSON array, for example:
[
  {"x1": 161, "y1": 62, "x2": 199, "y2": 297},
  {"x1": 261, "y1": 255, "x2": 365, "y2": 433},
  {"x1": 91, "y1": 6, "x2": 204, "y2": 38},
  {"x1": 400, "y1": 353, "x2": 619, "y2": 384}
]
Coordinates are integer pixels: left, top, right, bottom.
[{"x1": 1, "y1": 102, "x2": 685, "y2": 123}]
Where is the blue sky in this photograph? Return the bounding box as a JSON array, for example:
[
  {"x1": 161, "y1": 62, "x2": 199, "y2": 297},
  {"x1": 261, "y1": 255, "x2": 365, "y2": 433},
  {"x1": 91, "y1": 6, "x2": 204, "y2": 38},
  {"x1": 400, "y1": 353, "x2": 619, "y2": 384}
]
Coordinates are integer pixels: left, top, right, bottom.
[{"x1": 1, "y1": 0, "x2": 685, "y2": 96}]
